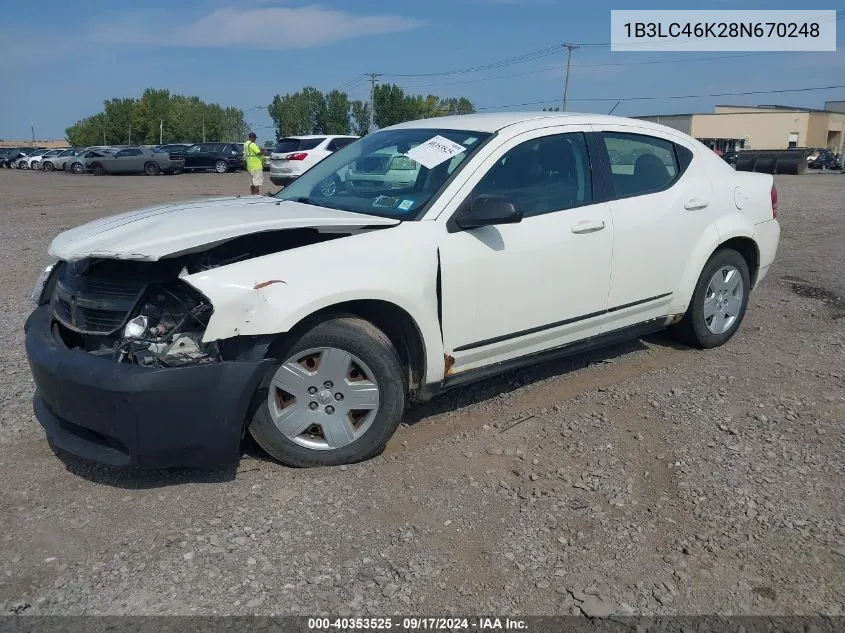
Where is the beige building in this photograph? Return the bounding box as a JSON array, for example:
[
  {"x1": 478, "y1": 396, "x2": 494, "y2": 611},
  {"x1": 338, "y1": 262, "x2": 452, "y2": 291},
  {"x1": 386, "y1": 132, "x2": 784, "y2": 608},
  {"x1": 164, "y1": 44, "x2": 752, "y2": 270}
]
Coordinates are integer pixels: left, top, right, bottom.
[{"x1": 637, "y1": 102, "x2": 845, "y2": 154}]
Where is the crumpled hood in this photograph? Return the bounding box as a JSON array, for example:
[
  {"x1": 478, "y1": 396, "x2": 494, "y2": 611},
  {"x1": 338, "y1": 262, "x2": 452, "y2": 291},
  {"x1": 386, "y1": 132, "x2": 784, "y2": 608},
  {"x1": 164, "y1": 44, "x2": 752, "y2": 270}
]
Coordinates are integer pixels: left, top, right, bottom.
[{"x1": 48, "y1": 196, "x2": 400, "y2": 261}]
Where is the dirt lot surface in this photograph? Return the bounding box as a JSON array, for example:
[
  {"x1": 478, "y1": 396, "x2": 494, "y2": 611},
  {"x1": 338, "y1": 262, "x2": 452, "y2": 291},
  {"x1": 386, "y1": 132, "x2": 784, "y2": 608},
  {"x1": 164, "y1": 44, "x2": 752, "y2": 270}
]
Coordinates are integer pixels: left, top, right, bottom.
[{"x1": 0, "y1": 169, "x2": 843, "y2": 617}]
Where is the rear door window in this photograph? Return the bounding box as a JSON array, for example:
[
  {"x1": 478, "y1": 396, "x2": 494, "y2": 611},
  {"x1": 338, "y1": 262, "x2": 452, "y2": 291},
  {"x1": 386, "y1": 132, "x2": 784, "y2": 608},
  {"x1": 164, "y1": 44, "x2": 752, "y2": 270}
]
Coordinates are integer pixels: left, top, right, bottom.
[{"x1": 600, "y1": 132, "x2": 684, "y2": 198}]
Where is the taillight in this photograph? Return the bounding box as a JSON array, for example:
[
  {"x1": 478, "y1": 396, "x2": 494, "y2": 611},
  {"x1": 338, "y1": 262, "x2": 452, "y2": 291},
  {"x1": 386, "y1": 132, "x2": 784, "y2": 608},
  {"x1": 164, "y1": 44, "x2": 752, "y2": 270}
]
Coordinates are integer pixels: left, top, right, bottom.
[
  {"x1": 770, "y1": 183, "x2": 778, "y2": 219},
  {"x1": 287, "y1": 152, "x2": 308, "y2": 161}
]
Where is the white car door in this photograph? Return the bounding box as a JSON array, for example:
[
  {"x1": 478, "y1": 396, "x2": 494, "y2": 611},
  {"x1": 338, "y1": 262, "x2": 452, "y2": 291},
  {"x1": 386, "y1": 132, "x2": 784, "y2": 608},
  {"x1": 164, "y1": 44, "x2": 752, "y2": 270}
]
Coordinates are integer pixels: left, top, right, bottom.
[
  {"x1": 591, "y1": 125, "x2": 716, "y2": 332},
  {"x1": 437, "y1": 126, "x2": 614, "y2": 374}
]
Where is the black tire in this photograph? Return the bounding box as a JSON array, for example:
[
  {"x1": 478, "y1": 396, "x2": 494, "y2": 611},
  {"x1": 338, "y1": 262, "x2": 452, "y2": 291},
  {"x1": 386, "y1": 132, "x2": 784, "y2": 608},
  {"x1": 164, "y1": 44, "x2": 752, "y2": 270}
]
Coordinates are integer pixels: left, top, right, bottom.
[
  {"x1": 671, "y1": 248, "x2": 751, "y2": 349},
  {"x1": 144, "y1": 161, "x2": 160, "y2": 176},
  {"x1": 43, "y1": 161, "x2": 55, "y2": 172},
  {"x1": 70, "y1": 162, "x2": 84, "y2": 174},
  {"x1": 248, "y1": 317, "x2": 406, "y2": 468},
  {"x1": 31, "y1": 161, "x2": 40, "y2": 171},
  {"x1": 18, "y1": 161, "x2": 28, "y2": 169},
  {"x1": 91, "y1": 162, "x2": 106, "y2": 176},
  {"x1": 214, "y1": 160, "x2": 228, "y2": 173}
]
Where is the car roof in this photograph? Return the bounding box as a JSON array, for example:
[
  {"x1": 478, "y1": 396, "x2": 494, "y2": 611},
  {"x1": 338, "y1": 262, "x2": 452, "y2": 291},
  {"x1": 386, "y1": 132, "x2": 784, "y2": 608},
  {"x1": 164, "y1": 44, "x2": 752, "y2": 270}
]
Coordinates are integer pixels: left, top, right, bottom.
[{"x1": 383, "y1": 112, "x2": 685, "y2": 136}]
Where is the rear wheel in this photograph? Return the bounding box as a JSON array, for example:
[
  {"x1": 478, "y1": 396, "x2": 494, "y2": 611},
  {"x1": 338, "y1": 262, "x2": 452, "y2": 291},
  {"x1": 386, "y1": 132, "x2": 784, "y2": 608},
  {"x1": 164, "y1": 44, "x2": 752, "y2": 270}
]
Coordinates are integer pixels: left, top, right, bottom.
[
  {"x1": 144, "y1": 161, "x2": 160, "y2": 176},
  {"x1": 215, "y1": 160, "x2": 228, "y2": 173},
  {"x1": 248, "y1": 317, "x2": 405, "y2": 467},
  {"x1": 91, "y1": 162, "x2": 106, "y2": 176},
  {"x1": 30, "y1": 160, "x2": 40, "y2": 170},
  {"x1": 671, "y1": 248, "x2": 751, "y2": 349},
  {"x1": 18, "y1": 161, "x2": 28, "y2": 169}
]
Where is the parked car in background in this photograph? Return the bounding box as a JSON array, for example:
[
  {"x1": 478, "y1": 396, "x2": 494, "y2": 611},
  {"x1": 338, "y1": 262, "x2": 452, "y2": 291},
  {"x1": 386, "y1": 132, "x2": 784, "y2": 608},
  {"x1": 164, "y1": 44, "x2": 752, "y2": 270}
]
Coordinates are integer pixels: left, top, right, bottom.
[
  {"x1": 87, "y1": 146, "x2": 184, "y2": 175},
  {"x1": 68, "y1": 148, "x2": 119, "y2": 174},
  {"x1": 345, "y1": 151, "x2": 421, "y2": 195},
  {"x1": 269, "y1": 135, "x2": 359, "y2": 186},
  {"x1": 808, "y1": 149, "x2": 841, "y2": 170},
  {"x1": 0, "y1": 148, "x2": 30, "y2": 168},
  {"x1": 805, "y1": 148, "x2": 825, "y2": 164},
  {"x1": 25, "y1": 113, "x2": 780, "y2": 469},
  {"x1": 182, "y1": 143, "x2": 244, "y2": 173},
  {"x1": 155, "y1": 144, "x2": 192, "y2": 158},
  {"x1": 722, "y1": 148, "x2": 739, "y2": 167},
  {"x1": 12, "y1": 148, "x2": 47, "y2": 169},
  {"x1": 28, "y1": 149, "x2": 67, "y2": 171},
  {"x1": 44, "y1": 148, "x2": 84, "y2": 172}
]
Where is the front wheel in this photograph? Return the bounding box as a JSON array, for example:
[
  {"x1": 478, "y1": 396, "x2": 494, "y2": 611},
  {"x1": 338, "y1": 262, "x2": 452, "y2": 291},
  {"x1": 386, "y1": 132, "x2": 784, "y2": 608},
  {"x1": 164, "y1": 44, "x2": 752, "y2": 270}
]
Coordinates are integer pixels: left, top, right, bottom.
[
  {"x1": 248, "y1": 317, "x2": 405, "y2": 467},
  {"x1": 144, "y1": 161, "x2": 160, "y2": 176},
  {"x1": 43, "y1": 161, "x2": 55, "y2": 172},
  {"x1": 214, "y1": 160, "x2": 228, "y2": 173},
  {"x1": 18, "y1": 161, "x2": 28, "y2": 169},
  {"x1": 317, "y1": 174, "x2": 342, "y2": 197},
  {"x1": 671, "y1": 248, "x2": 751, "y2": 349},
  {"x1": 91, "y1": 162, "x2": 106, "y2": 176},
  {"x1": 70, "y1": 162, "x2": 85, "y2": 174},
  {"x1": 30, "y1": 161, "x2": 40, "y2": 170}
]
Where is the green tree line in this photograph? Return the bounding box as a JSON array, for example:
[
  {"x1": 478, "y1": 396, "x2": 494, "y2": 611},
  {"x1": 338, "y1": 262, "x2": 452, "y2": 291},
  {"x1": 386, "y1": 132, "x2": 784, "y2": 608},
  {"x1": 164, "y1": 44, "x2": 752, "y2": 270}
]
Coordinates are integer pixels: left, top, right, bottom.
[
  {"x1": 268, "y1": 84, "x2": 474, "y2": 139},
  {"x1": 65, "y1": 89, "x2": 247, "y2": 147}
]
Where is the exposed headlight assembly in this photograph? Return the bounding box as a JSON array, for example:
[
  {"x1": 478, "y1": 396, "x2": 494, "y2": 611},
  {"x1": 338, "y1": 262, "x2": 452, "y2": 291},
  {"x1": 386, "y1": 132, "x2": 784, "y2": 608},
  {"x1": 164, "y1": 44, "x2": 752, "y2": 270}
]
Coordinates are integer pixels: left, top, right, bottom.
[{"x1": 30, "y1": 260, "x2": 58, "y2": 304}]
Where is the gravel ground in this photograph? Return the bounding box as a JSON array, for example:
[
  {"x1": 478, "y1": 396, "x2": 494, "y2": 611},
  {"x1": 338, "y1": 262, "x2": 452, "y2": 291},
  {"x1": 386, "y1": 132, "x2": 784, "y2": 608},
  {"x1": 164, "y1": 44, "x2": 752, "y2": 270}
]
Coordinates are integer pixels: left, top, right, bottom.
[{"x1": 0, "y1": 169, "x2": 843, "y2": 616}]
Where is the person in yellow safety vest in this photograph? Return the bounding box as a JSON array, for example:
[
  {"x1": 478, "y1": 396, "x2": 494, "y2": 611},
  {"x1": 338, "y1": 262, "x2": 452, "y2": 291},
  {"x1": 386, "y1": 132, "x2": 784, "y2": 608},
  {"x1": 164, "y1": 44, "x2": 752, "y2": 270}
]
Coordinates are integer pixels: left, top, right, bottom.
[{"x1": 244, "y1": 132, "x2": 264, "y2": 195}]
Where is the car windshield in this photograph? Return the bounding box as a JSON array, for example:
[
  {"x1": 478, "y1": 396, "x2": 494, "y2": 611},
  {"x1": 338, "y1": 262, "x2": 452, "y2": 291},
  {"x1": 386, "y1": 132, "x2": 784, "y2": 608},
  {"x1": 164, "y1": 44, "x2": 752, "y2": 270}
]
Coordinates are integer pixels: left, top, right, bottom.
[{"x1": 274, "y1": 128, "x2": 490, "y2": 219}]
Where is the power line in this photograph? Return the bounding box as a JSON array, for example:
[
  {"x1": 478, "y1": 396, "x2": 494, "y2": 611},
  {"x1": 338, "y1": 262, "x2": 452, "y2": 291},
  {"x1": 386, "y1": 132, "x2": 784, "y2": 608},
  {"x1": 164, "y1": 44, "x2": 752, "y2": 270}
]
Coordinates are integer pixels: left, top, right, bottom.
[
  {"x1": 472, "y1": 83, "x2": 845, "y2": 110},
  {"x1": 381, "y1": 44, "x2": 563, "y2": 78}
]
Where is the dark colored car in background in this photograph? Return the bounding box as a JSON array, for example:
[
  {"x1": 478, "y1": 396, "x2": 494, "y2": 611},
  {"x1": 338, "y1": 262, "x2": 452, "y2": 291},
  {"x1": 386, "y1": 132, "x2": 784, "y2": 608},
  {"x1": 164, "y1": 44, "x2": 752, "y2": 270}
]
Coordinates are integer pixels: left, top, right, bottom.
[
  {"x1": 722, "y1": 149, "x2": 739, "y2": 167},
  {"x1": 182, "y1": 143, "x2": 245, "y2": 173},
  {"x1": 808, "y1": 149, "x2": 841, "y2": 170},
  {"x1": 155, "y1": 143, "x2": 192, "y2": 158},
  {"x1": 2, "y1": 147, "x2": 42, "y2": 168}
]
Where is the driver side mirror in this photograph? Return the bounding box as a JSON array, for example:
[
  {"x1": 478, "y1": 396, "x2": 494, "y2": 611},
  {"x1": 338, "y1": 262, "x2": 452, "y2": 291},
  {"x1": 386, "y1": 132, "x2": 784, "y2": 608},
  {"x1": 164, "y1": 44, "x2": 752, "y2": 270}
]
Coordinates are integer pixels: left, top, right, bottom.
[{"x1": 455, "y1": 194, "x2": 523, "y2": 230}]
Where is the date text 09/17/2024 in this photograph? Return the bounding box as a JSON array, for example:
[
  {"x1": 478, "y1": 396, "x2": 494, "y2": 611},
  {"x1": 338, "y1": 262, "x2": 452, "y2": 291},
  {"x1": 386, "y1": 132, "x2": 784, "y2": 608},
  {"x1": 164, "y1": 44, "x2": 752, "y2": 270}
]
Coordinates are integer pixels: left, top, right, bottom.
[{"x1": 307, "y1": 617, "x2": 528, "y2": 630}]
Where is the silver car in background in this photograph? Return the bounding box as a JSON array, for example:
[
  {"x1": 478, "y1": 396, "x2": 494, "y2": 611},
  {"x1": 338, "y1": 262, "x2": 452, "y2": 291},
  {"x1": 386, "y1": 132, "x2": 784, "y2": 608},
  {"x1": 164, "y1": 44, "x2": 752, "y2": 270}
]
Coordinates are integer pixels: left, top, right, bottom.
[{"x1": 43, "y1": 148, "x2": 84, "y2": 172}]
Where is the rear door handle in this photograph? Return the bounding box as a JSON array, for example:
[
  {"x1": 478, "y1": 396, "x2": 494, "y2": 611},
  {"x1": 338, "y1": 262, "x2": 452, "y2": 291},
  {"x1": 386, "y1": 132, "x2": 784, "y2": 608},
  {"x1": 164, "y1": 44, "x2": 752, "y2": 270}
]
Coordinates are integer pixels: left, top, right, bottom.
[
  {"x1": 571, "y1": 220, "x2": 606, "y2": 234},
  {"x1": 684, "y1": 198, "x2": 709, "y2": 210}
]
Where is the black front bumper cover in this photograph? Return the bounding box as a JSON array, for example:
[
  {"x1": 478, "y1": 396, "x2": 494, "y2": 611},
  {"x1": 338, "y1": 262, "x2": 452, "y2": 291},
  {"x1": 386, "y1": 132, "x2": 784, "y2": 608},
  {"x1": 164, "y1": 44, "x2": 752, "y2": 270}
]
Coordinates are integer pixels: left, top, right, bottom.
[{"x1": 24, "y1": 305, "x2": 273, "y2": 469}]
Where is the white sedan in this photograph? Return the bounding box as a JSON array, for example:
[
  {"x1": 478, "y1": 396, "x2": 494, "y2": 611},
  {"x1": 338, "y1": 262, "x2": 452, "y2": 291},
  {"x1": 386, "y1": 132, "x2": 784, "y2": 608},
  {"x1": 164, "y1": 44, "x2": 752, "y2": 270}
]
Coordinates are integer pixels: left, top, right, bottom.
[{"x1": 26, "y1": 113, "x2": 780, "y2": 469}]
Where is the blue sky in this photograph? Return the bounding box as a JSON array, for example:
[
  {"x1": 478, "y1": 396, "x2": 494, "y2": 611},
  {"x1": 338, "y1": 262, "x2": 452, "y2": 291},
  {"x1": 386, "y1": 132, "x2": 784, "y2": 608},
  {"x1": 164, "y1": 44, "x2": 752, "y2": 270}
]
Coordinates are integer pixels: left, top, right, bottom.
[{"x1": 1, "y1": 0, "x2": 843, "y2": 141}]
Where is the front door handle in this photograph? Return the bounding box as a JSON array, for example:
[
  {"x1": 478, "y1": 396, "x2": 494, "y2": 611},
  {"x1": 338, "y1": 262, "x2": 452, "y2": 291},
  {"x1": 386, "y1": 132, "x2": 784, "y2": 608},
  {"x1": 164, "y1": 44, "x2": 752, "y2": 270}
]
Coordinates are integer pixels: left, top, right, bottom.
[
  {"x1": 571, "y1": 220, "x2": 606, "y2": 234},
  {"x1": 684, "y1": 198, "x2": 709, "y2": 210}
]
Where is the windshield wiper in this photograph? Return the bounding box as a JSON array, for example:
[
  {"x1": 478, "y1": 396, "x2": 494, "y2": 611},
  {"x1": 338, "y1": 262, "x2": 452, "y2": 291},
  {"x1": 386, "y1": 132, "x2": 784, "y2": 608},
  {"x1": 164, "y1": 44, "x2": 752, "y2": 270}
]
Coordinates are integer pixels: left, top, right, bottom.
[{"x1": 294, "y1": 197, "x2": 317, "y2": 206}]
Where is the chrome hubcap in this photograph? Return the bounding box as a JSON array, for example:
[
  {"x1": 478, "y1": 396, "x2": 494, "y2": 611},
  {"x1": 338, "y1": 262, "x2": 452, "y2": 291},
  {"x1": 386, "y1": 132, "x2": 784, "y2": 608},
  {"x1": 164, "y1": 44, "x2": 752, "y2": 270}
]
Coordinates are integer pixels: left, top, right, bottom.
[
  {"x1": 704, "y1": 265, "x2": 744, "y2": 335},
  {"x1": 267, "y1": 347, "x2": 380, "y2": 450}
]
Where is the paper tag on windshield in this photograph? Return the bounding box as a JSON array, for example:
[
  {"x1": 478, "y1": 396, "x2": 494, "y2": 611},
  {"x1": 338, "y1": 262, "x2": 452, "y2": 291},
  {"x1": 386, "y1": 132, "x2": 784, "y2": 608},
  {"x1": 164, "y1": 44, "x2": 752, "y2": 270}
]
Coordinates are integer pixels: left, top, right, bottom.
[{"x1": 405, "y1": 135, "x2": 466, "y2": 169}]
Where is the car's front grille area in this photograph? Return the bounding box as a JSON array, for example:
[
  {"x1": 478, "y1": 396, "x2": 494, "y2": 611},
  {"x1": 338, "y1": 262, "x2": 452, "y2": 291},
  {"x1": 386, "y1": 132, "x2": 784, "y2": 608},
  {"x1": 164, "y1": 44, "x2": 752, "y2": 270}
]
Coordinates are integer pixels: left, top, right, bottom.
[{"x1": 51, "y1": 262, "x2": 149, "y2": 335}]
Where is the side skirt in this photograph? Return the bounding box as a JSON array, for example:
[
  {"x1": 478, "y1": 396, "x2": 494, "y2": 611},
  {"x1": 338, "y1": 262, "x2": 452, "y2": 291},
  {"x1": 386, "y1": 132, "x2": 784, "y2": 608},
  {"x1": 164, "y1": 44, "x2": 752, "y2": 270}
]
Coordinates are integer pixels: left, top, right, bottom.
[{"x1": 416, "y1": 316, "x2": 675, "y2": 402}]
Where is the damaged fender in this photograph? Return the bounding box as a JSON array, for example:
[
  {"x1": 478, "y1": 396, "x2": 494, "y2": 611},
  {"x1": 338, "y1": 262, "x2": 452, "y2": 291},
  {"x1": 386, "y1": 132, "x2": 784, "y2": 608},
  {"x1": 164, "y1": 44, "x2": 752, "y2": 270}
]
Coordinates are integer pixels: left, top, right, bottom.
[{"x1": 182, "y1": 222, "x2": 447, "y2": 384}]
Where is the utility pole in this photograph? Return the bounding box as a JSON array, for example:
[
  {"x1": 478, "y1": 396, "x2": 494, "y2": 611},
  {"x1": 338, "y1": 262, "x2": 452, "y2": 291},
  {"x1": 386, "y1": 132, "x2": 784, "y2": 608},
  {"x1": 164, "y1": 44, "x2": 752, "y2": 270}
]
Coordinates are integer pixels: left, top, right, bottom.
[
  {"x1": 159, "y1": 120, "x2": 163, "y2": 145},
  {"x1": 202, "y1": 115, "x2": 206, "y2": 143},
  {"x1": 103, "y1": 128, "x2": 107, "y2": 145},
  {"x1": 128, "y1": 120, "x2": 132, "y2": 146},
  {"x1": 31, "y1": 126, "x2": 36, "y2": 147},
  {"x1": 562, "y1": 42, "x2": 579, "y2": 112},
  {"x1": 366, "y1": 72, "x2": 382, "y2": 133}
]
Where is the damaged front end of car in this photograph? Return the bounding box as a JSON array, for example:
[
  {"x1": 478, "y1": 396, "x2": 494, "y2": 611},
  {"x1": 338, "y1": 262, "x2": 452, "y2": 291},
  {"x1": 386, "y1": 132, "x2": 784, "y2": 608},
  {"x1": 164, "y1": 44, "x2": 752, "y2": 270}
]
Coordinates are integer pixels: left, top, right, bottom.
[{"x1": 45, "y1": 258, "x2": 219, "y2": 369}]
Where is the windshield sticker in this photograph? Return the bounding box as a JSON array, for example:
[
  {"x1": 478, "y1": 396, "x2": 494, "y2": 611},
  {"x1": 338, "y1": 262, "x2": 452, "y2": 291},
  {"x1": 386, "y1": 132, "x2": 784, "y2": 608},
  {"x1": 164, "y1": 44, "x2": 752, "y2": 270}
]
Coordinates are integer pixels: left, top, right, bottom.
[
  {"x1": 463, "y1": 137, "x2": 479, "y2": 146},
  {"x1": 373, "y1": 195, "x2": 399, "y2": 208},
  {"x1": 397, "y1": 199, "x2": 414, "y2": 211},
  {"x1": 405, "y1": 135, "x2": 466, "y2": 169}
]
